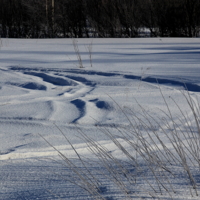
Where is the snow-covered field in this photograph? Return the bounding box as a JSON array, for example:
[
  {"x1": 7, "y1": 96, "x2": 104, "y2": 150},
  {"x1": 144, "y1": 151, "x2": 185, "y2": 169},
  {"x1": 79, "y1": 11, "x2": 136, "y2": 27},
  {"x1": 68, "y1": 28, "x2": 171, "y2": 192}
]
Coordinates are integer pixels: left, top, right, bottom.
[{"x1": 0, "y1": 38, "x2": 200, "y2": 199}]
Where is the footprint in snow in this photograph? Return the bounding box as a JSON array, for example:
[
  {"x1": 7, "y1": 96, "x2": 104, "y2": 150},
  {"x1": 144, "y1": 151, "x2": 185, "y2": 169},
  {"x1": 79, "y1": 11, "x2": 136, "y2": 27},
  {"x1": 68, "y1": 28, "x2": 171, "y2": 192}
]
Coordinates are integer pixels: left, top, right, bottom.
[
  {"x1": 89, "y1": 98, "x2": 112, "y2": 110},
  {"x1": 70, "y1": 99, "x2": 86, "y2": 123}
]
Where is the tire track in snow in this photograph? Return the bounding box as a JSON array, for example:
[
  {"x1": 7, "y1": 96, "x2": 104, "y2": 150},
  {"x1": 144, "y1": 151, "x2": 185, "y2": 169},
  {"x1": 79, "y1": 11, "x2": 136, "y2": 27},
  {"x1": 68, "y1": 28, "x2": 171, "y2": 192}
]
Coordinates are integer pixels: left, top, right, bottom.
[
  {"x1": 9, "y1": 66, "x2": 200, "y2": 92},
  {"x1": 24, "y1": 72, "x2": 78, "y2": 86},
  {"x1": 124, "y1": 74, "x2": 200, "y2": 92},
  {"x1": 5, "y1": 69, "x2": 96, "y2": 123},
  {"x1": 7, "y1": 67, "x2": 200, "y2": 125}
]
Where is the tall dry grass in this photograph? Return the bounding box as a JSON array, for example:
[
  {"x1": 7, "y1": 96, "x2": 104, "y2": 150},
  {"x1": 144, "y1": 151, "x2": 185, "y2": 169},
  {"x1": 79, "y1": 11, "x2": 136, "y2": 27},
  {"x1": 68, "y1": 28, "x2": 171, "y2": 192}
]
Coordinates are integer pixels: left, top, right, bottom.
[{"x1": 42, "y1": 87, "x2": 200, "y2": 199}]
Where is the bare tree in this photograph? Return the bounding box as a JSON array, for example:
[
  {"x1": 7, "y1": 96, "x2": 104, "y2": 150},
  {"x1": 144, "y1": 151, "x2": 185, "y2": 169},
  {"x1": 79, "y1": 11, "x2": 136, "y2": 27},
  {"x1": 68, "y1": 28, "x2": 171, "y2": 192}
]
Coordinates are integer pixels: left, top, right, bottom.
[{"x1": 0, "y1": 0, "x2": 199, "y2": 38}]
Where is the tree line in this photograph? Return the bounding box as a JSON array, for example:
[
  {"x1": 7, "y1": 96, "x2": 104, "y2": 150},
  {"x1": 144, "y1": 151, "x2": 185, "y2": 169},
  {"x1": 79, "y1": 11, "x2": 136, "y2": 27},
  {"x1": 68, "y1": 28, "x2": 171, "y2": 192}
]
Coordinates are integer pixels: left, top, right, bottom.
[{"x1": 0, "y1": 0, "x2": 200, "y2": 38}]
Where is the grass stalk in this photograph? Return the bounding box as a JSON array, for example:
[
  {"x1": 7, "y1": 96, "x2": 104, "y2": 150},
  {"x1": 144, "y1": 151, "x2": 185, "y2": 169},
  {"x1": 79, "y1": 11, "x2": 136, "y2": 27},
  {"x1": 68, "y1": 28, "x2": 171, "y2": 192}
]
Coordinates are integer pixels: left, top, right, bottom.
[{"x1": 72, "y1": 39, "x2": 84, "y2": 68}]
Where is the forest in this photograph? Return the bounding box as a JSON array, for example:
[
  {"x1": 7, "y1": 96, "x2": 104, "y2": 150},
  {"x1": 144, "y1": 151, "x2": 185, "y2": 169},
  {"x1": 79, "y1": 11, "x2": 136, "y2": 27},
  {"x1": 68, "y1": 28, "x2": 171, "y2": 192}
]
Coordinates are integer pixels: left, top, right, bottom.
[{"x1": 0, "y1": 0, "x2": 200, "y2": 38}]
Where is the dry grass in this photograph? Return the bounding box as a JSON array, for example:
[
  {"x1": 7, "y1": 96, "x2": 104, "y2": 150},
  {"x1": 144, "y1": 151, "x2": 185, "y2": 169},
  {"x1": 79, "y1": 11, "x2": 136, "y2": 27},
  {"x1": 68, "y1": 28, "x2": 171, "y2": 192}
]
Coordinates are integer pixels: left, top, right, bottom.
[
  {"x1": 72, "y1": 39, "x2": 84, "y2": 68},
  {"x1": 42, "y1": 88, "x2": 200, "y2": 199},
  {"x1": 85, "y1": 40, "x2": 93, "y2": 67}
]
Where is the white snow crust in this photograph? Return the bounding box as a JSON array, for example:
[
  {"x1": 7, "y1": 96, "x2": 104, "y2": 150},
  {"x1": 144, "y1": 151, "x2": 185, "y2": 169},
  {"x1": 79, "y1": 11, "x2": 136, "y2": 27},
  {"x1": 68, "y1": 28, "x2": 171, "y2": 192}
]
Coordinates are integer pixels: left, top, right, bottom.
[{"x1": 0, "y1": 38, "x2": 200, "y2": 199}]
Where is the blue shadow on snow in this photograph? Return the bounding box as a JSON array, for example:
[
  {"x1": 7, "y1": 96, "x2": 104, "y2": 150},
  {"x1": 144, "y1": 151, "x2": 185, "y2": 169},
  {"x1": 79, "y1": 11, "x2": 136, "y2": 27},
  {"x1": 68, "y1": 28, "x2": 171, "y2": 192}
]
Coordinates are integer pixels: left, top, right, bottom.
[{"x1": 70, "y1": 99, "x2": 86, "y2": 123}]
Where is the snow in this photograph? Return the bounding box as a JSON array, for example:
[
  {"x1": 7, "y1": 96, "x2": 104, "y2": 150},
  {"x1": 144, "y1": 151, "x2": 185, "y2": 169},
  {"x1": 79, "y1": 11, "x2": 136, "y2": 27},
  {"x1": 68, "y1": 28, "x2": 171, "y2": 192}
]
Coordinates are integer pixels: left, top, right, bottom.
[{"x1": 0, "y1": 38, "x2": 200, "y2": 199}]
